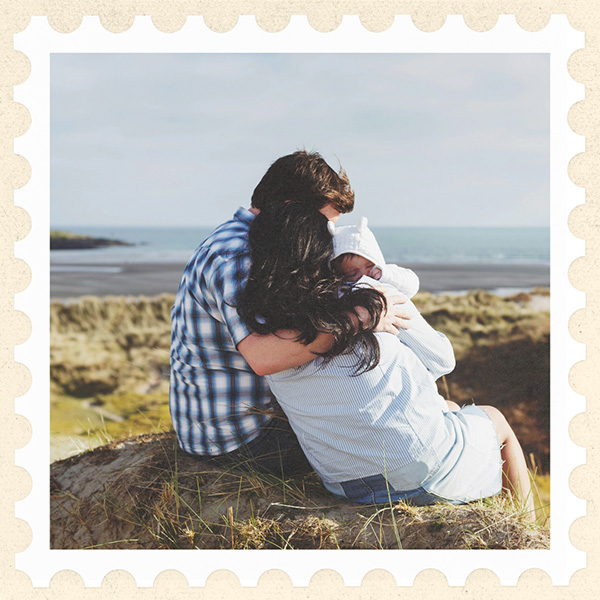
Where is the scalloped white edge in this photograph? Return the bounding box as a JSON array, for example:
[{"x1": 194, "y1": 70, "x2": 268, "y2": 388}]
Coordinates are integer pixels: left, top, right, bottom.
[{"x1": 12, "y1": 13, "x2": 586, "y2": 588}]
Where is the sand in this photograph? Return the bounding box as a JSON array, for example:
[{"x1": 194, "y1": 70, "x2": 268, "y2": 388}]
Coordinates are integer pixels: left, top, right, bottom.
[{"x1": 50, "y1": 261, "x2": 550, "y2": 299}]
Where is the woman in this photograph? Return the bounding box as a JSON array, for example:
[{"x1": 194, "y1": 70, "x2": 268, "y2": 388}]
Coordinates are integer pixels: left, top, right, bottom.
[{"x1": 237, "y1": 202, "x2": 533, "y2": 514}]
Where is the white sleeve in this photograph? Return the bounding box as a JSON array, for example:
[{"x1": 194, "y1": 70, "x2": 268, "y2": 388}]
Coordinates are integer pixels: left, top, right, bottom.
[
  {"x1": 378, "y1": 264, "x2": 420, "y2": 299},
  {"x1": 395, "y1": 300, "x2": 455, "y2": 380}
]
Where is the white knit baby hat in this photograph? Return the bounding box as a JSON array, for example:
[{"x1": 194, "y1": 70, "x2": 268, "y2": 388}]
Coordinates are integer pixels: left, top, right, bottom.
[{"x1": 328, "y1": 217, "x2": 386, "y2": 268}]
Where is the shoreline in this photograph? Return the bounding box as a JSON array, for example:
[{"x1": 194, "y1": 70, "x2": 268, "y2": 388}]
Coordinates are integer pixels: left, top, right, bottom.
[{"x1": 50, "y1": 261, "x2": 550, "y2": 300}]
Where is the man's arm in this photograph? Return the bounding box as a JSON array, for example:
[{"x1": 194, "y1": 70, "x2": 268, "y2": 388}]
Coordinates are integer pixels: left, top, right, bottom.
[
  {"x1": 237, "y1": 292, "x2": 412, "y2": 376},
  {"x1": 237, "y1": 329, "x2": 333, "y2": 376}
]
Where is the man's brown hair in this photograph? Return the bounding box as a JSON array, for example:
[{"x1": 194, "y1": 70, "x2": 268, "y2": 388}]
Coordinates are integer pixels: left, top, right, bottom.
[{"x1": 251, "y1": 150, "x2": 355, "y2": 214}]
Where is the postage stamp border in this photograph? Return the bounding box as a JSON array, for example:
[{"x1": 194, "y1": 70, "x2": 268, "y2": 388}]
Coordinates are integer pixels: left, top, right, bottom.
[{"x1": 2, "y1": 1, "x2": 598, "y2": 597}]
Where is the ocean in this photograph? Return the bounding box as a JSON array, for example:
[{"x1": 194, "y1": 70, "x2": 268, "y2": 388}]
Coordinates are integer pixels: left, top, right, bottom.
[{"x1": 50, "y1": 225, "x2": 550, "y2": 267}]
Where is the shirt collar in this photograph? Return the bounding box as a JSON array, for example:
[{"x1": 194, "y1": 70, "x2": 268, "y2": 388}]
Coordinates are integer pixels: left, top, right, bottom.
[{"x1": 233, "y1": 206, "x2": 256, "y2": 227}]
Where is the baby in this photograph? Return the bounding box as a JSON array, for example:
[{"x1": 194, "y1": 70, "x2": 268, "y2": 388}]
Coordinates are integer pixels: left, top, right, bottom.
[{"x1": 328, "y1": 217, "x2": 419, "y2": 298}]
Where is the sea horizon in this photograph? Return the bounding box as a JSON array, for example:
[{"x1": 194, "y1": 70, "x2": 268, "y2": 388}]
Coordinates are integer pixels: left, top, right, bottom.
[
  {"x1": 49, "y1": 224, "x2": 550, "y2": 299},
  {"x1": 50, "y1": 224, "x2": 551, "y2": 268}
]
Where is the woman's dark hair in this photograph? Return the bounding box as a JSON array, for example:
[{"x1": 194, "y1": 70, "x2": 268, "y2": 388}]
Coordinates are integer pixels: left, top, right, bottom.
[
  {"x1": 237, "y1": 202, "x2": 385, "y2": 373},
  {"x1": 251, "y1": 150, "x2": 355, "y2": 214}
]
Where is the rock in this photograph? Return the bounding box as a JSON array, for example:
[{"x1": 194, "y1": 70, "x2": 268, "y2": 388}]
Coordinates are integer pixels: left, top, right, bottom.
[{"x1": 50, "y1": 230, "x2": 133, "y2": 250}]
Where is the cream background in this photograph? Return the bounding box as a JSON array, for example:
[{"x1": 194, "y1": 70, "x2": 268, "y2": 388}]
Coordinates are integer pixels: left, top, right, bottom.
[{"x1": 1, "y1": 1, "x2": 598, "y2": 597}]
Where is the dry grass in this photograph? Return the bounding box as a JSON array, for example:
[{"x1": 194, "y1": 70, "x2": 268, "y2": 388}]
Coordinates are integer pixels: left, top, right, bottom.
[
  {"x1": 50, "y1": 433, "x2": 549, "y2": 550},
  {"x1": 49, "y1": 291, "x2": 551, "y2": 546},
  {"x1": 51, "y1": 291, "x2": 550, "y2": 467}
]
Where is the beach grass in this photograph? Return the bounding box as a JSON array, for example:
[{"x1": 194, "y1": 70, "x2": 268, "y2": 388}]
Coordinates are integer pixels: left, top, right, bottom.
[
  {"x1": 50, "y1": 289, "x2": 551, "y2": 532},
  {"x1": 50, "y1": 290, "x2": 550, "y2": 464},
  {"x1": 50, "y1": 432, "x2": 549, "y2": 550}
]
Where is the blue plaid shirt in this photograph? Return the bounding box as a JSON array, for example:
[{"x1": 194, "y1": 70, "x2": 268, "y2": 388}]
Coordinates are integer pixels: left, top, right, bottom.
[{"x1": 169, "y1": 207, "x2": 272, "y2": 456}]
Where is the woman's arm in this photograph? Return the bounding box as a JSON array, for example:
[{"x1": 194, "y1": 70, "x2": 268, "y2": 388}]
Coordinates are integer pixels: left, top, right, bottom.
[
  {"x1": 354, "y1": 276, "x2": 454, "y2": 379},
  {"x1": 395, "y1": 300, "x2": 456, "y2": 380}
]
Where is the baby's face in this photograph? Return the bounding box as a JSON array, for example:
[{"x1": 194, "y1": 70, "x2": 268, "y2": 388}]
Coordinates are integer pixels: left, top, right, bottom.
[{"x1": 336, "y1": 254, "x2": 380, "y2": 282}]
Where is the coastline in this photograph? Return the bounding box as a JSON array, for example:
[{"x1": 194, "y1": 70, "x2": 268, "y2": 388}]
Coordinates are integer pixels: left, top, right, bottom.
[{"x1": 50, "y1": 261, "x2": 550, "y2": 299}]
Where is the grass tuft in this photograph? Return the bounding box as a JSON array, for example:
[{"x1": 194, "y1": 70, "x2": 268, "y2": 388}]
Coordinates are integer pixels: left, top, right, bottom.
[{"x1": 51, "y1": 433, "x2": 550, "y2": 550}]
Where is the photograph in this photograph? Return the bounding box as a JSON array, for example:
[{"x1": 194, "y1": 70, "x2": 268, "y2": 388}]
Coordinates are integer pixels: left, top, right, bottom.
[{"x1": 48, "y1": 51, "x2": 551, "y2": 552}]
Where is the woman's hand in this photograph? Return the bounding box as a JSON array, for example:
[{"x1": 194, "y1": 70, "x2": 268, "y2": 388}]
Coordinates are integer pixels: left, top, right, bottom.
[
  {"x1": 374, "y1": 290, "x2": 412, "y2": 334},
  {"x1": 353, "y1": 290, "x2": 412, "y2": 334}
]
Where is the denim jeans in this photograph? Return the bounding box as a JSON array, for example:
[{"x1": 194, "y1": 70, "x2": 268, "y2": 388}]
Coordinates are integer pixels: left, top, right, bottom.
[
  {"x1": 335, "y1": 474, "x2": 462, "y2": 506},
  {"x1": 196, "y1": 411, "x2": 313, "y2": 477}
]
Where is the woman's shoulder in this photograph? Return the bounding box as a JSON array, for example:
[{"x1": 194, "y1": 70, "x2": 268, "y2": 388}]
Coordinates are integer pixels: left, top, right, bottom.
[
  {"x1": 267, "y1": 358, "x2": 323, "y2": 381},
  {"x1": 269, "y1": 345, "x2": 385, "y2": 382}
]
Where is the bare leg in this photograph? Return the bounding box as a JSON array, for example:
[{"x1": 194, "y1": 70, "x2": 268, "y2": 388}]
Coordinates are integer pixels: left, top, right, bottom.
[
  {"x1": 445, "y1": 400, "x2": 461, "y2": 412},
  {"x1": 479, "y1": 405, "x2": 534, "y2": 520}
]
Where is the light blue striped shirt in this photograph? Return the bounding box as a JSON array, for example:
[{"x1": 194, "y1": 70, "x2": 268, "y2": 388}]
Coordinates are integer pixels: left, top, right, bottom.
[{"x1": 266, "y1": 287, "x2": 456, "y2": 485}]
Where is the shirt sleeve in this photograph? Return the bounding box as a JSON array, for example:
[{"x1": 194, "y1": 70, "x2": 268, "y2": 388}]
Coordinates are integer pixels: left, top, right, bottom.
[
  {"x1": 353, "y1": 276, "x2": 455, "y2": 380},
  {"x1": 379, "y1": 264, "x2": 420, "y2": 299},
  {"x1": 204, "y1": 253, "x2": 253, "y2": 347},
  {"x1": 395, "y1": 300, "x2": 456, "y2": 380}
]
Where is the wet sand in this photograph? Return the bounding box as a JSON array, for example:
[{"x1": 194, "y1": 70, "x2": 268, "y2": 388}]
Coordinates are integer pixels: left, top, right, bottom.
[{"x1": 50, "y1": 262, "x2": 550, "y2": 299}]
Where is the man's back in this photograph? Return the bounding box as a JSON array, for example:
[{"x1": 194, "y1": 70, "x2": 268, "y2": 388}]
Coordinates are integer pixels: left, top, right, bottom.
[{"x1": 169, "y1": 207, "x2": 272, "y2": 456}]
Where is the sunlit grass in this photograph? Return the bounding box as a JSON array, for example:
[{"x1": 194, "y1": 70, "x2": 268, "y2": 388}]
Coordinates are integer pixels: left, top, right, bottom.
[
  {"x1": 53, "y1": 432, "x2": 549, "y2": 550},
  {"x1": 50, "y1": 291, "x2": 551, "y2": 547}
]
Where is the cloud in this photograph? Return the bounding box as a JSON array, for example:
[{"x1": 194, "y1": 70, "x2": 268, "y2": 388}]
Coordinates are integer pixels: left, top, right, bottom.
[{"x1": 51, "y1": 53, "x2": 550, "y2": 227}]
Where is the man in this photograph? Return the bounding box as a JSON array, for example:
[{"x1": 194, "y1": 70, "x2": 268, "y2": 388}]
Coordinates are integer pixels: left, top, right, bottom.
[{"x1": 169, "y1": 151, "x2": 410, "y2": 474}]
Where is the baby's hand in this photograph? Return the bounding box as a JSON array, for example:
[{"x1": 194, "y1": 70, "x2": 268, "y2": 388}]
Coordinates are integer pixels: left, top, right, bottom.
[{"x1": 368, "y1": 266, "x2": 382, "y2": 280}]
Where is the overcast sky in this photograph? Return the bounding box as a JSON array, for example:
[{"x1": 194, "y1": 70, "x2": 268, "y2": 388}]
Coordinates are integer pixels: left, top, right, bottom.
[{"x1": 50, "y1": 53, "x2": 549, "y2": 228}]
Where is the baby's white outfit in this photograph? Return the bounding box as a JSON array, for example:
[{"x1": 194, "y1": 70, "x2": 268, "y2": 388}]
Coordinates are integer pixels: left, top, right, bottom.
[{"x1": 329, "y1": 217, "x2": 420, "y2": 299}]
